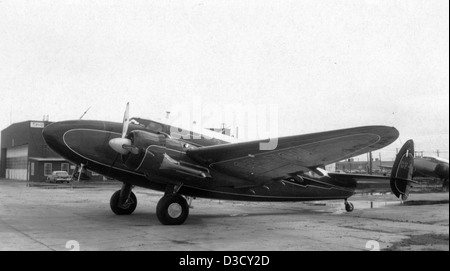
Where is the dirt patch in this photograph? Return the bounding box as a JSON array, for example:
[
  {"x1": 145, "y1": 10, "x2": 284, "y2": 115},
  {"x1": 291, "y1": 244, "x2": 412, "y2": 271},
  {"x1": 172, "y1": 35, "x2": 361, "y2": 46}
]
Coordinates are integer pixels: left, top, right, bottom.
[
  {"x1": 403, "y1": 200, "x2": 449, "y2": 206},
  {"x1": 386, "y1": 234, "x2": 449, "y2": 251}
]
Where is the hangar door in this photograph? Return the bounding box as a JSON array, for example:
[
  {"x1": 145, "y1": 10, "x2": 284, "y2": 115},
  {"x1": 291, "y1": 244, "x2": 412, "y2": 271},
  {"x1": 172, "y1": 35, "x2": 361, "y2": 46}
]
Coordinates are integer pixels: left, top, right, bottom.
[{"x1": 6, "y1": 145, "x2": 29, "y2": 181}]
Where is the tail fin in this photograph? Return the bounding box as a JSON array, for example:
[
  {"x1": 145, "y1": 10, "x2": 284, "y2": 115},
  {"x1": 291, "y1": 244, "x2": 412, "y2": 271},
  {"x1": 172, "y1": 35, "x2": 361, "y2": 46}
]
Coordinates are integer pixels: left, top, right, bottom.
[{"x1": 390, "y1": 140, "x2": 415, "y2": 200}]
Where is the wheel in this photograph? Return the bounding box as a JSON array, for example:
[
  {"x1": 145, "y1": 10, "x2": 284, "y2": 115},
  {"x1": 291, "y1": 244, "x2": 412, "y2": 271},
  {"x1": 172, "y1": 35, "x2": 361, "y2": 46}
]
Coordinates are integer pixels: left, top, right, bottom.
[
  {"x1": 156, "y1": 194, "x2": 189, "y2": 225},
  {"x1": 345, "y1": 202, "x2": 354, "y2": 212},
  {"x1": 110, "y1": 190, "x2": 137, "y2": 215}
]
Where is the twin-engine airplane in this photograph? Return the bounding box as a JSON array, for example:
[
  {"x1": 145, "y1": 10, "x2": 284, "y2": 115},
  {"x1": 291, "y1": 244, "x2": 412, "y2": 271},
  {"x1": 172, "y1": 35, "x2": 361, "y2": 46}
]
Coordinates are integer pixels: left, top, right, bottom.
[
  {"x1": 380, "y1": 156, "x2": 449, "y2": 190},
  {"x1": 42, "y1": 104, "x2": 415, "y2": 225},
  {"x1": 414, "y1": 157, "x2": 449, "y2": 190}
]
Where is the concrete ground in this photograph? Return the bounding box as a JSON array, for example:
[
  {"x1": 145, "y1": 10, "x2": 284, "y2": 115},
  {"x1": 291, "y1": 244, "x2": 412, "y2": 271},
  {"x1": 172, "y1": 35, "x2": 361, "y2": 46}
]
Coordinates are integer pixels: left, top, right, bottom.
[{"x1": 0, "y1": 179, "x2": 448, "y2": 251}]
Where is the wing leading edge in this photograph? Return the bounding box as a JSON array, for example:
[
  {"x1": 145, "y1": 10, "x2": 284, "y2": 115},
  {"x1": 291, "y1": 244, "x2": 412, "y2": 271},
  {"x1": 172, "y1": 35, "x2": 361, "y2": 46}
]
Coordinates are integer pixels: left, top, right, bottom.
[{"x1": 187, "y1": 126, "x2": 399, "y2": 183}]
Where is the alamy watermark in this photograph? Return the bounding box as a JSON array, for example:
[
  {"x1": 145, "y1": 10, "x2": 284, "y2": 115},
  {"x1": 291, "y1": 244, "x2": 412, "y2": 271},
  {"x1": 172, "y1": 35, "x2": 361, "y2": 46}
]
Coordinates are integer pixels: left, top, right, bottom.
[
  {"x1": 365, "y1": 240, "x2": 380, "y2": 251},
  {"x1": 65, "y1": 240, "x2": 80, "y2": 251},
  {"x1": 164, "y1": 97, "x2": 279, "y2": 150}
]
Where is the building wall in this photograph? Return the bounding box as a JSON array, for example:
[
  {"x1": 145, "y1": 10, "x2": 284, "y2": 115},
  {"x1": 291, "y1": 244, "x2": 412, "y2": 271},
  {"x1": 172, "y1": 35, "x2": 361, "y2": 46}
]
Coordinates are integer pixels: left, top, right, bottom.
[
  {"x1": 1, "y1": 121, "x2": 65, "y2": 181},
  {"x1": 1, "y1": 123, "x2": 30, "y2": 179},
  {"x1": 1, "y1": 121, "x2": 31, "y2": 148},
  {"x1": 0, "y1": 148, "x2": 6, "y2": 178},
  {"x1": 28, "y1": 160, "x2": 70, "y2": 182},
  {"x1": 5, "y1": 145, "x2": 28, "y2": 180},
  {"x1": 27, "y1": 160, "x2": 104, "y2": 182},
  {"x1": 28, "y1": 122, "x2": 60, "y2": 158}
]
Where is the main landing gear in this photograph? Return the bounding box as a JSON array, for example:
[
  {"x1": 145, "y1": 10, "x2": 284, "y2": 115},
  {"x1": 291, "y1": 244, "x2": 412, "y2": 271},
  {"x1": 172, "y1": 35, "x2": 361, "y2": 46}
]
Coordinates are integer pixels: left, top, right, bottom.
[
  {"x1": 110, "y1": 183, "x2": 137, "y2": 215},
  {"x1": 109, "y1": 183, "x2": 190, "y2": 225},
  {"x1": 443, "y1": 179, "x2": 449, "y2": 192},
  {"x1": 156, "y1": 184, "x2": 189, "y2": 225},
  {"x1": 344, "y1": 199, "x2": 354, "y2": 212},
  {"x1": 156, "y1": 194, "x2": 189, "y2": 225}
]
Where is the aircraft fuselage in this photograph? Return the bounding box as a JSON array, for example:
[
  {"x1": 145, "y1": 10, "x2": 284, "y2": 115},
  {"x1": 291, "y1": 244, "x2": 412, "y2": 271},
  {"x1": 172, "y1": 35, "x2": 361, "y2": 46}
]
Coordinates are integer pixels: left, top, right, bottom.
[{"x1": 43, "y1": 120, "x2": 356, "y2": 202}]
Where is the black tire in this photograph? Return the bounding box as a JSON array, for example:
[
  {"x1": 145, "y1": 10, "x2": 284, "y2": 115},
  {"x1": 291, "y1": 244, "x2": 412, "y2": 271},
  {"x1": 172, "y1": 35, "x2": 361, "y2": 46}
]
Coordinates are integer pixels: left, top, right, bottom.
[
  {"x1": 110, "y1": 190, "x2": 137, "y2": 215},
  {"x1": 345, "y1": 202, "x2": 354, "y2": 212},
  {"x1": 156, "y1": 194, "x2": 189, "y2": 225}
]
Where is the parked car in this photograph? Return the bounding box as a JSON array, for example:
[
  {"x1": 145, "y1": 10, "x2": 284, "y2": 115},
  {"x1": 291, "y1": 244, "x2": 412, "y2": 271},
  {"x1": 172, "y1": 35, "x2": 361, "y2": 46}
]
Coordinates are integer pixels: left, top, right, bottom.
[{"x1": 47, "y1": 171, "x2": 71, "y2": 184}]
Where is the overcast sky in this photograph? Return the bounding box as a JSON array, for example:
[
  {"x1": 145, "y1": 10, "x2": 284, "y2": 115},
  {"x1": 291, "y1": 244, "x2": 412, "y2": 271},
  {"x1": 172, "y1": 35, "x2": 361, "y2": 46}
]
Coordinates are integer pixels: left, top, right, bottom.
[{"x1": 1, "y1": 0, "x2": 448, "y2": 160}]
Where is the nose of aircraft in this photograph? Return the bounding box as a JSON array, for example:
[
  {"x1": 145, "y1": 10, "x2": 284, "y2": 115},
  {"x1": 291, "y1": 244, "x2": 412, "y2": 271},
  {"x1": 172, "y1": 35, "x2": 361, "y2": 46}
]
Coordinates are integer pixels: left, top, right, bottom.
[
  {"x1": 42, "y1": 120, "x2": 124, "y2": 167},
  {"x1": 42, "y1": 122, "x2": 67, "y2": 155},
  {"x1": 43, "y1": 120, "x2": 101, "y2": 164},
  {"x1": 42, "y1": 123, "x2": 53, "y2": 139}
]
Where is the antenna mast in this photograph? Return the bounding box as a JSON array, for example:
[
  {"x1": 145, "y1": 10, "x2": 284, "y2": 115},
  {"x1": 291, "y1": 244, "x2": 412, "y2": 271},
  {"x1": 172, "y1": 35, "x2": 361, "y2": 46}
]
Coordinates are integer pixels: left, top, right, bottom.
[{"x1": 79, "y1": 106, "x2": 92, "y2": 120}]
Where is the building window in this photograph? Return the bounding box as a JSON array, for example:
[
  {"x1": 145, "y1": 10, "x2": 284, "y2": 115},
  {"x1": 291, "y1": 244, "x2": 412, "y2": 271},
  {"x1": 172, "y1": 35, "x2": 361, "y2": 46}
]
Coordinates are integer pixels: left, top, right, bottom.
[
  {"x1": 61, "y1": 163, "x2": 69, "y2": 173},
  {"x1": 44, "y1": 163, "x2": 52, "y2": 176},
  {"x1": 31, "y1": 163, "x2": 35, "y2": 176}
]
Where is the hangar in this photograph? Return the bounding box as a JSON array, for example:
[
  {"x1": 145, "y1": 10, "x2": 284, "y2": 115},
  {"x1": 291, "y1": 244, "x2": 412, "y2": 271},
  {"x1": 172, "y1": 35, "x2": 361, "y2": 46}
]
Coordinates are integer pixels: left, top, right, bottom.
[{"x1": 1, "y1": 120, "x2": 102, "y2": 182}]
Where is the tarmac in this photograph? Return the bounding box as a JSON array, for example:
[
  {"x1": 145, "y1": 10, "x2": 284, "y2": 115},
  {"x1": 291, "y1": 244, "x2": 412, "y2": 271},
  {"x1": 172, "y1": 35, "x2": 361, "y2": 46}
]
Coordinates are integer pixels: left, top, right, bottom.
[{"x1": 0, "y1": 179, "x2": 448, "y2": 251}]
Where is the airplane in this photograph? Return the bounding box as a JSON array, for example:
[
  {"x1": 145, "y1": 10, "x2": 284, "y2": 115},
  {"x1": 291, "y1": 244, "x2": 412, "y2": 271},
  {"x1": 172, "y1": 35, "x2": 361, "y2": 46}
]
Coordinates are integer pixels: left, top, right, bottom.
[
  {"x1": 380, "y1": 156, "x2": 449, "y2": 191},
  {"x1": 42, "y1": 104, "x2": 415, "y2": 225},
  {"x1": 414, "y1": 156, "x2": 449, "y2": 191}
]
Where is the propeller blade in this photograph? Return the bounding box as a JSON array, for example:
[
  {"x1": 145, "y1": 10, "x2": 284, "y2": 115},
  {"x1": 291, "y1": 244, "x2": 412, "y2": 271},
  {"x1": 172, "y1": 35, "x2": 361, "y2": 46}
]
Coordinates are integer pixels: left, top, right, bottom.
[
  {"x1": 108, "y1": 103, "x2": 136, "y2": 156},
  {"x1": 122, "y1": 102, "x2": 130, "y2": 138}
]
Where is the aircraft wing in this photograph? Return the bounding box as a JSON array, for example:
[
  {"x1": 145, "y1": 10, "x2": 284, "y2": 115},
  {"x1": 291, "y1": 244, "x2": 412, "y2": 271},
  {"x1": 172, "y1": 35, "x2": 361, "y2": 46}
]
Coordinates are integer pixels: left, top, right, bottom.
[{"x1": 187, "y1": 126, "x2": 399, "y2": 184}]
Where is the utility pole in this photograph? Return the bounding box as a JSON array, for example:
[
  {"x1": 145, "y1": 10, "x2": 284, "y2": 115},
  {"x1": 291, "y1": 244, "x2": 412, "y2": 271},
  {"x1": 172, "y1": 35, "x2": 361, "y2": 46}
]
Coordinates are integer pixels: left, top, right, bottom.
[
  {"x1": 369, "y1": 152, "x2": 373, "y2": 175},
  {"x1": 366, "y1": 153, "x2": 369, "y2": 173}
]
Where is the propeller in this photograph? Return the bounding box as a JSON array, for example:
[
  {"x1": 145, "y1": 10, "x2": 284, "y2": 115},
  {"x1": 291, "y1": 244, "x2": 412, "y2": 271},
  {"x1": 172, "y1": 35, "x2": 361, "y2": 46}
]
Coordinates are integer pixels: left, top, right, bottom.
[
  {"x1": 109, "y1": 102, "x2": 132, "y2": 155},
  {"x1": 121, "y1": 102, "x2": 130, "y2": 138},
  {"x1": 107, "y1": 103, "x2": 133, "y2": 175}
]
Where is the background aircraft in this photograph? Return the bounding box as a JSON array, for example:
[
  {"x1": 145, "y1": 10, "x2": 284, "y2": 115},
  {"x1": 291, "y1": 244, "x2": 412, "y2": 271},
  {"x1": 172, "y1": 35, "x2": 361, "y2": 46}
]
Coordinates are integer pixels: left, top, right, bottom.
[
  {"x1": 380, "y1": 156, "x2": 449, "y2": 191},
  {"x1": 42, "y1": 104, "x2": 414, "y2": 225},
  {"x1": 414, "y1": 156, "x2": 449, "y2": 191}
]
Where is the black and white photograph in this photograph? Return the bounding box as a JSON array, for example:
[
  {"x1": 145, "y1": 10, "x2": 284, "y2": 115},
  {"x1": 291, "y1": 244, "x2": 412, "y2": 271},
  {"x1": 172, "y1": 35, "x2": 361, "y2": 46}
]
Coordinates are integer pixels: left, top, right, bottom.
[{"x1": 0, "y1": 0, "x2": 448, "y2": 254}]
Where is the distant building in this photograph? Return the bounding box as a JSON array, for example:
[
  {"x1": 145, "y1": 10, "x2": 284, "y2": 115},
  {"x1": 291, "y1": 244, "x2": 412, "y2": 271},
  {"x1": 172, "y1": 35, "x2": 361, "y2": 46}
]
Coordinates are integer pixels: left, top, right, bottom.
[
  {"x1": 325, "y1": 163, "x2": 336, "y2": 172},
  {"x1": 207, "y1": 127, "x2": 231, "y2": 136},
  {"x1": 1, "y1": 120, "x2": 103, "y2": 182},
  {"x1": 335, "y1": 159, "x2": 394, "y2": 174}
]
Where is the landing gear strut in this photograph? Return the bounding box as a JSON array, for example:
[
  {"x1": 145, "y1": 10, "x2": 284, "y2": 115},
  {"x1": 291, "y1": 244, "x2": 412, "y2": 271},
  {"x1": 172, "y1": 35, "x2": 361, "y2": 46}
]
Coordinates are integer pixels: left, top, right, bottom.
[
  {"x1": 110, "y1": 183, "x2": 137, "y2": 215},
  {"x1": 443, "y1": 179, "x2": 449, "y2": 192},
  {"x1": 344, "y1": 199, "x2": 354, "y2": 212},
  {"x1": 156, "y1": 184, "x2": 189, "y2": 225}
]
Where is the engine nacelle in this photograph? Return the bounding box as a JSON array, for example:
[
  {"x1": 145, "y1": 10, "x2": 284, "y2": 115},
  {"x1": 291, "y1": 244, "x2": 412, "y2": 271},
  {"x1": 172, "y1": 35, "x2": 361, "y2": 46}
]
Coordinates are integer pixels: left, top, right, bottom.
[{"x1": 121, "y1": 130, "x2": 211, "y2": 179}]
